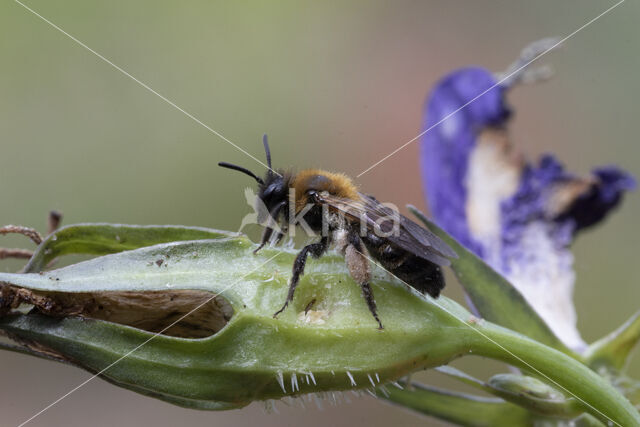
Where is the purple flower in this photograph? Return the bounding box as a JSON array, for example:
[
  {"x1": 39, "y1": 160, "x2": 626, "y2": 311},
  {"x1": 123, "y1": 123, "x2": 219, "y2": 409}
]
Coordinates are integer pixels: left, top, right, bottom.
[{"x1": 420, "y1": 44, "x2": 635, "y2": 351}]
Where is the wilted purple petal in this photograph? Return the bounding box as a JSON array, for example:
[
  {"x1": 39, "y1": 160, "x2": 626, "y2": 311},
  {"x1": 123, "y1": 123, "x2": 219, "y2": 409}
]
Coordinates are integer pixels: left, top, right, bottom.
[
  {"x1": 420, "y1": 62, "x2": 634, "y2": 351},
  {"x1": 420, "y1": 67, "x2": 511, "y2": 258}
]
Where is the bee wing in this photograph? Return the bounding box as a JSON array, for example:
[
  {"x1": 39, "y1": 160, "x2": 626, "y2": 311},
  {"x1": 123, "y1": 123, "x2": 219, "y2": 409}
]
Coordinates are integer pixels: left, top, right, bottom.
[
  {"x1": 314, "y1": 192, "x2": 457, "y2": 266},
  {"x1": 358, "y1": 193, "x2": 458, "y2": 261}
]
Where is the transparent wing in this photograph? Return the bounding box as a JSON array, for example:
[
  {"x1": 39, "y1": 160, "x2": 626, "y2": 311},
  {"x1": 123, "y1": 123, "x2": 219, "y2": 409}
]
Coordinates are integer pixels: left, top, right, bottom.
[{"x1": 313, "y1": 191, "x2": 457, "y2": 266}]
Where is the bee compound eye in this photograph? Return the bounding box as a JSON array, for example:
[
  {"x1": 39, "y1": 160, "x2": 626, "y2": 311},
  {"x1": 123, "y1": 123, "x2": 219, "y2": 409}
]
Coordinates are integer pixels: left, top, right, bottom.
[{"x1": 262, "y1": 187, "x2": 274, "y2": 199}]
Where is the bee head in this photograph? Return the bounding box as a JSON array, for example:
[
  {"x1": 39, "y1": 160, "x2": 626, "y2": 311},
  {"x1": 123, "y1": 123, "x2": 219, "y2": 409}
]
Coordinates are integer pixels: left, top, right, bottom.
[
  {"x1": 218, "y1": 134, "x2": 289, "y2": 219},
  {"x1": 258, "y1": 173, "x2": 287, "y2": 211}
]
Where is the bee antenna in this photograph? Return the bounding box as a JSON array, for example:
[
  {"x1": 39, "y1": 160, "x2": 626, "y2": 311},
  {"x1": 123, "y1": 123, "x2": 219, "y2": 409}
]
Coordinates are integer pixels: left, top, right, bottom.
[
  {"x1": 263, "y1": 134, "x2": 273, "y2": 175},
  {"x1": 218, "y1": 162, "x2": 265, "y2": 185}
]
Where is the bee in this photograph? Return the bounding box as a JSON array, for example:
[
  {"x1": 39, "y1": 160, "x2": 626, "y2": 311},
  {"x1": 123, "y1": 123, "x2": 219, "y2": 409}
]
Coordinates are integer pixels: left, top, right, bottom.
[{"x1": 219, "y1": 136, "x2": 457, "y2": 329}]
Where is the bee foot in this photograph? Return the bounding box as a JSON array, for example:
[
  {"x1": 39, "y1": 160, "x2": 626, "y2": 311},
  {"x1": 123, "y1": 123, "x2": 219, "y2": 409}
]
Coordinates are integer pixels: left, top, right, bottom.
[{"x1": 273, "y1": 304, "x2": 288, "y2": 318}]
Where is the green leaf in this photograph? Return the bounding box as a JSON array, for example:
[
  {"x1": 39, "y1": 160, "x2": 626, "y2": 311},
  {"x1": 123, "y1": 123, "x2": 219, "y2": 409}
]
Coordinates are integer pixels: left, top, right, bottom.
[
  {"x1": 23, "y1": 223, "x2": 235, "y2": 273},
  {"x1": 585, "y1": 311, "x2": 640, "y2": 372},
  {"x1": 408, "y1": 205, "x2": 575, "y2": 358},
  {"x1": 0, "y1": 227, "x2": 637, "y2": 424}
]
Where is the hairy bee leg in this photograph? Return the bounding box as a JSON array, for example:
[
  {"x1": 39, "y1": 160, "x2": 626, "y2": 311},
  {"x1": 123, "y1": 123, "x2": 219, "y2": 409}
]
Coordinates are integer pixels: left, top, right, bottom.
[
  {"x1": 360, "y1": 282, "x2": 383, "y2": 330},
  {"x1": 273, "y1": 237, "x2": 329, "y2": 318},
  {"x1": 344, "y1": 232, "x2": 383, "y2": 330}
]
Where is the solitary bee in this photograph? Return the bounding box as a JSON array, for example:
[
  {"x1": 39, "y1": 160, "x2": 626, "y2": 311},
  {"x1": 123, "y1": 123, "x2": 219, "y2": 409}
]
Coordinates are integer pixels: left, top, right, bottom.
[{"x1": 219, "y1": 136, "x2": 457, "y2": 329}]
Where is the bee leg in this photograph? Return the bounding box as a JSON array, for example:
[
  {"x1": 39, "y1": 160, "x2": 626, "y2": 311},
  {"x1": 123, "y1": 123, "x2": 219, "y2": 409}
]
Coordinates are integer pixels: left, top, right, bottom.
[
  {"x1": 273, "y1": 237, "x2": 329, "y2": 318},
  {"x1": 254, "y1": 201, "x2": 287, "y2": 254},
  {"x1": 253, "y1": 227, "x2": 273, "y2": 254},
  {"x1": 344, "y1": 232, "x2": 383, "y2": 330},
  {"x1": 273, "y1": 230, "x2": 285, "y2": 245},
  {"x1": 360, "y1": 282, "x2": 383, "y2": 330}
]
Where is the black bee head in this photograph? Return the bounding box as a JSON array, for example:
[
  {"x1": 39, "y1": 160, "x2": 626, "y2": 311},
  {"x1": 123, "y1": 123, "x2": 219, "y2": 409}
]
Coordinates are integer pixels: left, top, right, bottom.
[
  {"x1": 218, "y1": 134, "x2": 289, "y2": 221},
  {"x1": 258, "y1": 173, "x2": 288, "y2": 213}
]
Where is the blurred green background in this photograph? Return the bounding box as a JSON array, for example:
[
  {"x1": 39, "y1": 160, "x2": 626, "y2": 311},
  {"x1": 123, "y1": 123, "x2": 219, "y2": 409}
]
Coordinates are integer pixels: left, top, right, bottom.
[{"x1": 1, "y1": 1, "x2": 639, "y2": 426}]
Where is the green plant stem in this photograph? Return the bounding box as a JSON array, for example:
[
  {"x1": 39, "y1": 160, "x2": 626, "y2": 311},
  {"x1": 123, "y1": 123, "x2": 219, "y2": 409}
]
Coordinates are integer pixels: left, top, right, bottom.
[
  {"x1": 586, "y1": 310, "x2": 640, "y2": 372},
  {"x1": 465, "y1": 320, "x2": 639, "y2": 426},
  {"x1": 383, "y1": 383, "x2": 603, "y2": 427},
  {"x1": 384, "y1": 383, "x2": 532, "y2": 426}
]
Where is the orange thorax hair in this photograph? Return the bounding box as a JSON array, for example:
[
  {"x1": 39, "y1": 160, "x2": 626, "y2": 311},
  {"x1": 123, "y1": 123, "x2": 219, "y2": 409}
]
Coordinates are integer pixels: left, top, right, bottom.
[{"x1": 291, "y1": 169, "x2": 359, "y2": 214}]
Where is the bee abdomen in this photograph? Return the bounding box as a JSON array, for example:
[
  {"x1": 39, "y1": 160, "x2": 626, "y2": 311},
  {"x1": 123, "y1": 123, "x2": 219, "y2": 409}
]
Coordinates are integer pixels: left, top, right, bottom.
[
  {"x1": 362, "y1": 234, "x2": 445, "y2": 298},
  {"x1": 390, "y1": 256, "x2": 445, "y2": 298}
]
